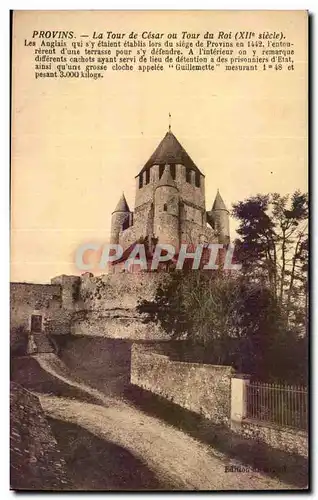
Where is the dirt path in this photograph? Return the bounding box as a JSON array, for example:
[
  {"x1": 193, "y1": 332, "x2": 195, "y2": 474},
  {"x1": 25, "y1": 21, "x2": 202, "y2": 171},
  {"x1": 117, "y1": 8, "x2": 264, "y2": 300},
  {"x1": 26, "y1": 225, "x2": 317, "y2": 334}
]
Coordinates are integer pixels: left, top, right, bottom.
[
  {"x1": 34, "y1": 353, "x2": 116, "y2": 406},
  {"x1": 32, "y1": 353, "x2": 293, "y2": 490},
  {"x1": 39, "y1": 394, "x2": 291, "y2": 491}
]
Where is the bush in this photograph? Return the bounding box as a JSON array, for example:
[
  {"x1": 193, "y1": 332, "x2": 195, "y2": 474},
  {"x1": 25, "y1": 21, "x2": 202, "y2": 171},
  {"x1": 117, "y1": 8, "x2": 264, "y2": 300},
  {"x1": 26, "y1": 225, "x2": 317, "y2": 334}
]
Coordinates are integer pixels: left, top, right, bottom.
[
  {"x1": 137, "y1": 271, "x2": 307, "y2": 384},
  {"x1": 10, "y1": 326, "x2": 29, "y2": 358}
]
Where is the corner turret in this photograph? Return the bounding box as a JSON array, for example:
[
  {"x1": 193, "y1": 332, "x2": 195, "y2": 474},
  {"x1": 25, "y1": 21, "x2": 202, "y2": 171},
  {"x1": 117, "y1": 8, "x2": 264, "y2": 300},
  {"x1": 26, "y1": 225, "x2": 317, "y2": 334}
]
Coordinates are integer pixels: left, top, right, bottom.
[
  {"x1": 110, "y1": 193, "x2": 132, "y2": 244},
  {"x1": 208, "y1": 190, "x2": 230, "y2": 244}
]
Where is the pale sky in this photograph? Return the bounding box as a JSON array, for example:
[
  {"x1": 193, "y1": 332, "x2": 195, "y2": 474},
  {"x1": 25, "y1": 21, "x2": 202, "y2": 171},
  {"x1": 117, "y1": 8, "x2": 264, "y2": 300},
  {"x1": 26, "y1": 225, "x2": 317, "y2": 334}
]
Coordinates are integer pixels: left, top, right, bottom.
[{"x1": 11, "y1": 10, "x2": 308, "y2": 283}]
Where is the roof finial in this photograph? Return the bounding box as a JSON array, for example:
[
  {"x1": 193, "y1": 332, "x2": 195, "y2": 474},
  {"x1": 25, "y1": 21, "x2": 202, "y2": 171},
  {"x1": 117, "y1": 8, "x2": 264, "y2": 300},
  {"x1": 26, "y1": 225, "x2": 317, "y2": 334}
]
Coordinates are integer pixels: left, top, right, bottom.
[{"x1": 168, "y1": 112, "x2": 171, "y2": 132}]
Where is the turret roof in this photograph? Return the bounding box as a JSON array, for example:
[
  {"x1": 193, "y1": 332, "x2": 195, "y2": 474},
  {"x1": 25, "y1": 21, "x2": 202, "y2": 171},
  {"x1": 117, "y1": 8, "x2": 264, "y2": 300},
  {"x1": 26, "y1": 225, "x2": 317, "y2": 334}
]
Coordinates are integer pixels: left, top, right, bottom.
[
  {"x1": 212, "y1": 190, "x2": 228, "y2": 211},
  {"x1": 138, "y1": 130, "x2": 204, "y2": 176},
  {"x1": 113, "y1": 193, "x2": 130, "y2": 213}
]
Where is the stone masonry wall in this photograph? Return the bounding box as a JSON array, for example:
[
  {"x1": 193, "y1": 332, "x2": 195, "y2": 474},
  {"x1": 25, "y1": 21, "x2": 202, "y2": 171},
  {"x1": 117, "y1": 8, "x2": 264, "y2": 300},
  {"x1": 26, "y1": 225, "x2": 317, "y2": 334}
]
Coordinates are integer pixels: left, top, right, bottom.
[
  {"x1": 238, "y1": 420, "x2": 308, "y2": 458},
  {"x1": 71, "y1": 272, "x2": 169, "y2": 339},
  {"x1": 79, "y1": 271, "x2": 164, "y2": 308},
  {"x1": 10, "y1": 281, "x2": 75, "y2": 341},
  {"x1": 10, "y1": 283, "x2": 62, "y2": 332},
  {"x1": 71, "y1": 309, "x2": 166, "y2": 340},
  {"x1": 131, "y1": 343, "x2": 234, "y2": 424},
  {"x1": 11, "y1": 273, "x2": 170, "y2": 341},
  {"x1": 10, "y1": 382, "x2": 70, "y2": 490},
  {"x1": 131, "y1": 345, "x2": 308, "y2": 459}
]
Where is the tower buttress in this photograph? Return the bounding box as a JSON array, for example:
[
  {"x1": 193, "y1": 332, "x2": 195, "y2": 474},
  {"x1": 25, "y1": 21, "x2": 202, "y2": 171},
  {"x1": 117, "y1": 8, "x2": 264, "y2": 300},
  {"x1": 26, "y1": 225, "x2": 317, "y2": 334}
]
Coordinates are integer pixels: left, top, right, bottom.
[{"x1": 154, "y1": 164, "x2": 180, "y2": 250}]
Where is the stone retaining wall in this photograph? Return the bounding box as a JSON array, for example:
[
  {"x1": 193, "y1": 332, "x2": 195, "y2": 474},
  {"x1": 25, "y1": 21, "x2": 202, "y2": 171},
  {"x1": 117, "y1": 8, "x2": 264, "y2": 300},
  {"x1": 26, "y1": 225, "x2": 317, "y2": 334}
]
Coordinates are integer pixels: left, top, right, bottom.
[{"x1": 131, "y1": 343, "x2": 234, "y2": 424}]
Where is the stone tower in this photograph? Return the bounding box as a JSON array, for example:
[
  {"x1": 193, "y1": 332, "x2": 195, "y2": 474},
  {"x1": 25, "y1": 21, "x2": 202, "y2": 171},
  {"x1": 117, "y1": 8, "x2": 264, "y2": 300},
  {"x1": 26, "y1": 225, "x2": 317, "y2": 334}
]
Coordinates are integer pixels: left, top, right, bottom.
[{"x1": 109, "y1": 129, "x2": 230, "y2": 271}]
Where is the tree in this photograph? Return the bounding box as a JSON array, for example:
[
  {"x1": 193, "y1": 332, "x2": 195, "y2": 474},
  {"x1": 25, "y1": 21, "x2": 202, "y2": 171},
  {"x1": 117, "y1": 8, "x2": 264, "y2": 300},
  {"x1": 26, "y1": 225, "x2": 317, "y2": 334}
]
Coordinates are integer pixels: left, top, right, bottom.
[
  {"x1": 138, "y1": 270, "x2": 302, "y2": 379},
  {"x1": 232, "y1": 191, "x2": 308, "y2": 332},
  {"x1": 138, "y1": 269, "x2": 307, "y2": 382},
  {"x1": 136, "y1": 190, "x2": 308, "y2": 383}
]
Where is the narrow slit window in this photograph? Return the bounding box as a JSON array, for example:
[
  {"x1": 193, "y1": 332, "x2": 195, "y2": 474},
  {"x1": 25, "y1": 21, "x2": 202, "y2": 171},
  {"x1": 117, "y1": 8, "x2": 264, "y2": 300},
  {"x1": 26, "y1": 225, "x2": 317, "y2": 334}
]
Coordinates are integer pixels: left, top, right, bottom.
[
  {"x1": 186, "y1": 167, "x2": 192, "y2": 184},
  {"x1": 170, "y1": 164, "x2": 176, "y2": 180},
  {"x1": 163, "y1": 203, "x2": 168, "y2": 212},
  {"x1": 159, "y1": 165, "x2": 165, "y2": 179},
  {"x1": 139, "y1": 174, "x2": 143, "y2": 189},
  {"x1": 195, "y1": 171, "x2": 200, "y2": 187},
  {"x1": 145, "y1": 168, "x2": 150, "y2": 185},
  {"x1": 122, "y1": 216, "x2": 130, "y2": 231}
]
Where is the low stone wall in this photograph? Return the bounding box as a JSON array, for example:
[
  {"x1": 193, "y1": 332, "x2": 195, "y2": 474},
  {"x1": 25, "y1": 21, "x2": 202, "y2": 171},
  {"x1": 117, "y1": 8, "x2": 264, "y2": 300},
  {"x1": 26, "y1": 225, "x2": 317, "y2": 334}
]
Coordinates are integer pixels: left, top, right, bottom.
[
  {"x1": 131, "y1": 343, "x2": 234, "y2": 425},
  {"x1": 230, "y1": 377, "x2": 308, "y2": 458},
  {"x1": 239, "y1": 419, "x2": 308, "y2": 458},
  {"x1": 131, "y1": 345, "x2": 308, "y2": 459}
]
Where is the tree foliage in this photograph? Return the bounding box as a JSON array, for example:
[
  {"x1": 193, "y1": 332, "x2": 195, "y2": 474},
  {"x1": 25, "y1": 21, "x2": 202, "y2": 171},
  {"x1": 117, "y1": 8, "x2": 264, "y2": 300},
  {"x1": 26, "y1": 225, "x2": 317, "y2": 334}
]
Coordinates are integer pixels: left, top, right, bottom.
[
  {"x1": 232, "y1": 191, "x2": 308, "y2": 333},
  {"x1": 137, "y1": 190, "x2": 308, "y2": 384},
  {"x1": 138, "y1": 270, "x2": 307, "y2": 383}
]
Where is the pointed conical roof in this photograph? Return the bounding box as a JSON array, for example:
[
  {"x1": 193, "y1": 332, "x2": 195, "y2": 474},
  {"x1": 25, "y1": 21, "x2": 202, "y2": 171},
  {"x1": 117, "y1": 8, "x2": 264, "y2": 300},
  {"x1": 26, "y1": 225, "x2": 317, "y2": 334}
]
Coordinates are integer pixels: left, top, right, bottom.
[
  {"x1": 156, "y1": 164, "x2": 178, "y2": 189},
  {"x1": 138, "y1": 131, "x2": 204, "y2": 176},
  {"x1": 212, "y1": 190, "x2": 228, "y2": 211},
  {"x1": 113, "y1": 193, "x2": 130, "y2": 213}
]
